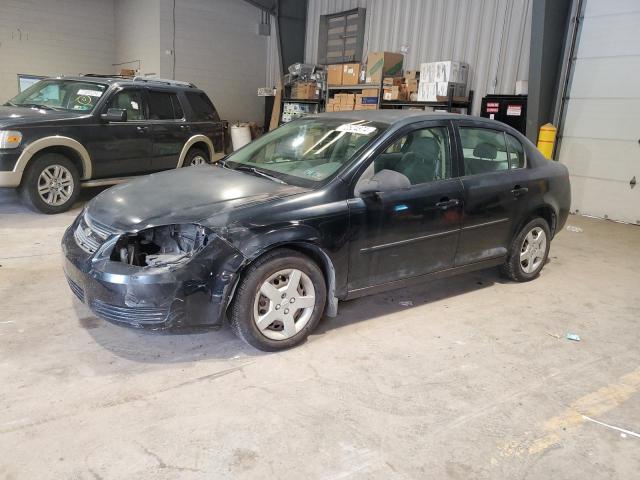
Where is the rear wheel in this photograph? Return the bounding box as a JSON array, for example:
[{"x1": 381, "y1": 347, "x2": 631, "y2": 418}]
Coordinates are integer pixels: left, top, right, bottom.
[
  {"x1": 229, "y1": 249, "x2": 326, "y2": 351},
  {"x1": 19, "y1": 153, "x2": 80, "y2": 214},
  {"x1": 501, "y1": 218, "x2": 551, "y2": 281},
  {"x1": 182, "y1": 147, "x2": 209, "y2": 167}
]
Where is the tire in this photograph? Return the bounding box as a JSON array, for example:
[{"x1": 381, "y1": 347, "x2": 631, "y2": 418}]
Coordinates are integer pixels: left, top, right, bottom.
[
  {"x1": 229, "y1": 248, "x2": 327, "y2": 351},
  {"x1": 182, "y1": 147, "x2": 209, "y2": 167},
  {"x1": 501, "y1": 217, "x2": 551, "y2": 282},
  {"x1": 19, "y1": 153, "x2": 80, "y2": 214}
]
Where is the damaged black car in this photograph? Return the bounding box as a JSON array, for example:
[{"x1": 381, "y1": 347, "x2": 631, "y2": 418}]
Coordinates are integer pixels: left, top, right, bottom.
[{"x1": 62, "y1": 111, "x2": 571, "y2": 351}]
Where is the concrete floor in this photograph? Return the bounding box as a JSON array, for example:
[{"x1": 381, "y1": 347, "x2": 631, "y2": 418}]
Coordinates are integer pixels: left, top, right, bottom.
[{"x1": 1, "y1": 187, "x2": 639, "y2": 480}]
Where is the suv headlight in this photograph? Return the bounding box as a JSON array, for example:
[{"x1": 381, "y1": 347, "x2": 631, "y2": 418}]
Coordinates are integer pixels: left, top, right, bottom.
[{"x1": 0, "y1": 131, "x2": 22, "y2": 149}]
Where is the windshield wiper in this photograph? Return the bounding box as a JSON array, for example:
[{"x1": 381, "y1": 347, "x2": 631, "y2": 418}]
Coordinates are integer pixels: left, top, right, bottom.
[
  {"x1": 232, "y1": 165, "x2": 287, "y2": 184},
  {"x1": 5, "y1": 101, "x2": 17, "y2": 107}
]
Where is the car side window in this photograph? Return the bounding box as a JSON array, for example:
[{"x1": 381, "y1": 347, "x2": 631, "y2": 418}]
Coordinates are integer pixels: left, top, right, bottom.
[
  {"x1": 106, "y1": 89, "x2": 145, "y2": 121},
  {"x1": 185, "y1": 92, "x2": 220, "y2": 122},
  {"x1": 506, "y1": 133, "x2": 526, "y2": 169},
  {"x1": 365, "y1": 127, "x2": 452, "y2": 186},
  {"x1": 148, "y1": 91, "x2": 183, "y2": 120},
  {"x1": 459, "y1": 127, "x2": 509, "y2": 175}
]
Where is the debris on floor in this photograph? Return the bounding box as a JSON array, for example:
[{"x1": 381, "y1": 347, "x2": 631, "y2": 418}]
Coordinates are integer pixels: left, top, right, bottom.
[
  {"x1": 566, "y1": 333, "x2": 581, "y2": 341},
  {"x1": 566, "y1": 225, "x2": 583, "y2": 233},
  {"x1": 399, "y1": 300, "x2": 413, "y2": 307},
  {"x1": 546, "y1": 332, "x2": 561, "y2": 339}
]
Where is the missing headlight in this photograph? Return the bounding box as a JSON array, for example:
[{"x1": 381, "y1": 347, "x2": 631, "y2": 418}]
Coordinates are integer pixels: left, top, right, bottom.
[{"x1": 111, "y1": 224, "x2": 209, "y2": 267}]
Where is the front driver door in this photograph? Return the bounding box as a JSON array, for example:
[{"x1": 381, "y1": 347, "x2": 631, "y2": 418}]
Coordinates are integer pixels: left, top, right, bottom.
[
  {"x1": 86, "y1": 87, "x2": 152, "y2": 178},
  {"x1": 347, "y1": 122, "x2": 464, "y2": 292}
]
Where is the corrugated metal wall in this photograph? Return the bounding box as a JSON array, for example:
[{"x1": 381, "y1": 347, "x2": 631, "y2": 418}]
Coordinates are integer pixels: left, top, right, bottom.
[{"x1": 304, "y1": 0, "x2": 532, "y2": 114}]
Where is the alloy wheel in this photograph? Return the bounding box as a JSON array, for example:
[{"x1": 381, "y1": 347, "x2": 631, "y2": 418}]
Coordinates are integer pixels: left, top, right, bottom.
[
  {"x1": 37, "y1": 164, "x2": 74, "y2": 206},
  {"x1": 253, "y1": 268, "x2": 316, "y2": 341},
  {"x1": 520, "y1": 226, "x2": 547, "y2": 273}
]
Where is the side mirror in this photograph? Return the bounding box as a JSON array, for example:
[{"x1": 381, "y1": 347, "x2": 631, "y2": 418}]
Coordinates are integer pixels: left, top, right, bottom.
[
  {"x1": 356, "y1": 169, "x2": 411, "y2": 197},
  {"x1": 101, "y1": 108, "x2": 127, "y2": 123}
]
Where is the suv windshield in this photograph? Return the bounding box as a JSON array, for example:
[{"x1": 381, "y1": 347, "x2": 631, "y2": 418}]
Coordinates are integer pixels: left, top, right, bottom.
[
  {"x1": 225, "y1": 118, "x2": 386, "y2": 187},
  {"x1": 7, "y1": 79, "x2": 108, "y2": 112}
]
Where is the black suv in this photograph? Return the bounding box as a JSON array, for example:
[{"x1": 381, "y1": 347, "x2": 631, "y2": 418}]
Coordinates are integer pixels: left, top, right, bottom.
[{"x1": 0, "y1": 75, "x2": 225, "y2": 213}]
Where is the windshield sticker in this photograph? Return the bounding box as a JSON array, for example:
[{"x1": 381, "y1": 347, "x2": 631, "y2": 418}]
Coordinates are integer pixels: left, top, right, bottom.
[
  {"x1": 77, "y1": 89, "x2": 103, "y2": 97},
  {"x1": 336, "y1": 124, "x2": 377, "y2": 135}
]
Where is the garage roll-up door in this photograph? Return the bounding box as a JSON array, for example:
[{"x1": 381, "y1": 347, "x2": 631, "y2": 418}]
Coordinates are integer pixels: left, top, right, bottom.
[{"x1": 558, "y1": 0, "x2": 640, "y2": 224}]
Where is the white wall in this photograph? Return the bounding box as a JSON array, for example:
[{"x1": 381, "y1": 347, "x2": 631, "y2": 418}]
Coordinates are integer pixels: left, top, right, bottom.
[
  {"x1": 114, "y1": 0, "x2": 161, "y2": 77},
  {"x1": 305, "y1": 0, "x2": 532, "y2": 115},
  {"x1": 0, "y1": 0, "x2": 116, "y2": 100},
  {"x1": 159, "y1": 0, "x2": 271, "y2": 124}
]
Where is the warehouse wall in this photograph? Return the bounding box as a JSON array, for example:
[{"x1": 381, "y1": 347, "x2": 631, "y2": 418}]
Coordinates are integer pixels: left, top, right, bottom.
[
  {"x1": 158, "y1": 0, "x2": 271, "y2": 124},
  {"x1": 305, "y1": 0, "x2": 532, "y2": 114},
  {"x1": 0, "y1": 0, "x2": 116, "y2": 100},
  {"x1": 114, "y1": 0, "x2": 161, "y2": 77}
]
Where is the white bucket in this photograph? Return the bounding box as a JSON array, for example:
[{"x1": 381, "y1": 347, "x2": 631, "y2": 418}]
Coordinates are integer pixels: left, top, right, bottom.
[{"x1": 230, "y1": 123, "x2": 252, "y2": 151}]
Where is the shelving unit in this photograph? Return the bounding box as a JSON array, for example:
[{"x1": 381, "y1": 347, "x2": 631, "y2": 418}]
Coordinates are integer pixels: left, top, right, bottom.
[
  {"x1": 327, "y1": 84, "x2": 381, "y2": 91},
  {"x1": 381, "y1": 90, "x2": 474, "y2": 113}
]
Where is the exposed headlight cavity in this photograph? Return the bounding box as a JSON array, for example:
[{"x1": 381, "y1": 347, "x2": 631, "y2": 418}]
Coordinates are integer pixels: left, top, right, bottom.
[{"x1": 112, "y1": 224, "x2": 210, "y2": 267}]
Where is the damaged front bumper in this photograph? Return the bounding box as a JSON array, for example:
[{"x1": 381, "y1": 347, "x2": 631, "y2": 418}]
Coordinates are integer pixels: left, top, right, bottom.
[{"x1": 62, "y1": 215, "x2": 245, "y2": 330}]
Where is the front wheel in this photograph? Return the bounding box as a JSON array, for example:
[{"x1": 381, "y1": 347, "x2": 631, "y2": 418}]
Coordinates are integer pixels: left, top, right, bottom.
[
  {"x1": 229, "y1": 249, "x2": 327, "y2": 351},
  {"x1": 501, "y1": 218, "x2": 551, "y2": 282},
  {"x1": 19, "y1": 153, "x2": 80, "y2": 214}
]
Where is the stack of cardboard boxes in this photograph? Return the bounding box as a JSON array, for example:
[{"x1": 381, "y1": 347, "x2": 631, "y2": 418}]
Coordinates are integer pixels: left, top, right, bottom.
[
  {"x1": 418, "y1": 61, "x2": 468, "y2": 102},
  {"x1": 382, "y1": 71, "x2": 419, "y2": 101},
  {"x1": 326, "y1": 89, "x2": 379, "y2": 111},
  {"x1": 290, "y1": 82, "x2": 320, "y2": 100}
]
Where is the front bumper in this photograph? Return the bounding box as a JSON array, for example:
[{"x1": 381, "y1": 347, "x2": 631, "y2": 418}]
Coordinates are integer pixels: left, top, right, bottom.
[
  {"x1": 0, "y1": 151, "x2": 23, "y2": 187},
  {"x1": 62, "y1": 217, "x2": 245, "y2": 330}
]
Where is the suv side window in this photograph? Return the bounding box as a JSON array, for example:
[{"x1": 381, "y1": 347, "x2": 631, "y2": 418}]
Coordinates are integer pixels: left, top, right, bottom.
[
  {"x1": 459, "y1": 127, "x2": 509, "y2": 175},
  {"x1": 360, "y1": 126, "x2": 452, "y2": 187},
  {"x1": 506, "y1": 133, "x2": 526, "y2": 169},
  {"x1": 106, "y1": 89, "x2": 145, "y2": 121},
  {"x1": 148, "y1": 91, "x2": 183, "y2": 120},
  {"x1": 185, "y1": 92, "x2": 220, "y2": 122}
]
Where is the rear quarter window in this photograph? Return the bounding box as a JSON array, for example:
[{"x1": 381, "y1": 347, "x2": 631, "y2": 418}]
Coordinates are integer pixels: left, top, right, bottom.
[{"x1": 185, "y1": 92, "x2": 220, "y2": 122}]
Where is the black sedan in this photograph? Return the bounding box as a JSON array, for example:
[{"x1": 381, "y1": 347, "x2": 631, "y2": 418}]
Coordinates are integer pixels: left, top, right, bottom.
[{"x1": 62, "y1": 111, "x2": 571, "y2": 351}]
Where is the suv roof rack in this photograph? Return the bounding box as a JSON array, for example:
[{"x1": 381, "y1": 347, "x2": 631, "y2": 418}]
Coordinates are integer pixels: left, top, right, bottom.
[
  {"x1": 132, "y1": 77, "x2": 197, "y2": 88},
  {"x1": 82, "y1": 74, "x2": 133, "y2": 79}
]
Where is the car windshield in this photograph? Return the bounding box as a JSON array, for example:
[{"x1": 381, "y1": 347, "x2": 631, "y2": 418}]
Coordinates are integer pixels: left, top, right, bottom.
[
  {"x1": 224, "y1": 118, "x2": 386, "y2": 187},
  {"x1": 6, "y1": 79, "x2": 108, "y2": 112}
]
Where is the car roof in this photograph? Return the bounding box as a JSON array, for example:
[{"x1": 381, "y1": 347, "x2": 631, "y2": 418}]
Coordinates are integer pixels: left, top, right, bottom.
[
  {"x1": 49, "y1": 75, "x2": 202, "y2": 92},
  {"x1": 311, "y1": 110, "x2": 515, "y2": 132}
]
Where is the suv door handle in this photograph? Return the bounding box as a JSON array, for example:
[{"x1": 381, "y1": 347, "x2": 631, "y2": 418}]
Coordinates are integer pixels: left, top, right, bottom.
[
  {"x1": 136, "y1": 126, "x2": 148, "y2": 133},
  {"x1": 435, "y1": 198, "x2": 460, "y2": 209},
  {"x1": 511, "y1": 186, "x2": 529, "y2": 197}
]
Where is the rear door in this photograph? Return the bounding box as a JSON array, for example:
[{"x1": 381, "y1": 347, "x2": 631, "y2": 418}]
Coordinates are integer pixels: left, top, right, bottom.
[
  {"x1": 184, "y1": 91, "x2": 225, "y2": 161},
  {"x1": 347, "y1": 121, "x2": 464, "y2": 291},
  {"x1": 147, "y1": 89, "x2": 189, "y2": 171},
  {"x1": 87, "y1": 87, "x2": 152, "y2": 177},
  {"x1": 453, "y1": 121, "x2": 532, "y2": 266}
]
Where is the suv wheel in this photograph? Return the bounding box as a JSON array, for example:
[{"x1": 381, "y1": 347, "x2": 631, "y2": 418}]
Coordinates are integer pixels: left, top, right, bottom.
[
  {"x1": 183, "y1": 147, "x2": 209, "y2": 167},
  {"x1": 501, "y1": 217, "x2": 551, "y2": 282},
  {"x1": 19, "y1": 153, "x2": 80, "y2": 214},
  {"x1": 229, "y1": 249, "x2": 327, "y2": 351}
]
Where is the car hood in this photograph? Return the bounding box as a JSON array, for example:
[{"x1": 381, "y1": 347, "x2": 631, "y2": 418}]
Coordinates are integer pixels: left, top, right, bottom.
[
  {"x1": 85, "y1": 165, "x2": 307, "y2": 232},
  {"x1": 0, "y1": 105, "x2": 88, "y2": 127}
]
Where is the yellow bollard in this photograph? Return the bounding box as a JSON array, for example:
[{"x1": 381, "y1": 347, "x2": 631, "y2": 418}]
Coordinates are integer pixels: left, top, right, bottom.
[{"x1": 537, "y1": 123, "x2": 557, "y2": 159}]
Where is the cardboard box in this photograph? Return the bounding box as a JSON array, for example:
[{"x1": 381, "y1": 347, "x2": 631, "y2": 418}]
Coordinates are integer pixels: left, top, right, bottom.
[
  {"x1": 403, "y1": 70, "x2": 418, "y2": 80},
  {"x1": 366, "y1": 52, "x2": 404, "y2": 85},
  {"x1": 291, "y1": 82, "x2": 319, "y2": 99},
  {"x1": 383, "y1": 77, "x2": 402, "y2": 87},
  {"x1": 327, "y1": 64, "x2": 343, "y2": 85},
  {"x1": 383, "y1": 85, "x2": 407, "y2": 101},
  {"x1": 339, "y1": 93, "x2": 355, "y2": 105},
  {"x1": 354, "y1": 103, "x2": 377, "y2": 110},
  {"x1": 361, "y1": 88, "x2": 379, "y2": 97},
  {"x1": 361, "y1": 96, "x2": 379, "y2": 105},
  {"x1": 338, "y1": 104, "x2": 354, "y2": 111},
  {"x1": 420, "y1": 61, "x2": 468, "y2": 84},
  {"x1": 342, "y1": 63, "x2": 360, "y2": 85},
  {"x1": 405, "y1": 78, "x2": 418, "y2": 93}
]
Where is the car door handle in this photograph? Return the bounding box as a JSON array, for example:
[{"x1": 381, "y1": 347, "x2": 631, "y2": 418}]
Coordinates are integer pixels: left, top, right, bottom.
[
  {"x1": 435, "y1": 198, "x2": 460, "y2": 209},
  {"x1": 511, "y1": 186, "x2": 529, "y2": 197},
  {"x1": 136, "y1": 126, "x2": 148, "y2": 133}
]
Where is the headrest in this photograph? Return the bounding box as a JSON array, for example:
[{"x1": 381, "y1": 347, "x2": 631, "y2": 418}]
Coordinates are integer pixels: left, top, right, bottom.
[{"x1": 473, "y1": 142, "x2": 497, "y2": 159}]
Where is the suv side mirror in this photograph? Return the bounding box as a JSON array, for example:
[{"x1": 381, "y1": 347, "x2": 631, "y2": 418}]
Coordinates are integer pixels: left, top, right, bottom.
[
  {"x1": 101, "y1": 108, "x2": 127, "y2": 123},
  {"x1": 356, "y1": 169, "x2": 411, "y2": 197}
]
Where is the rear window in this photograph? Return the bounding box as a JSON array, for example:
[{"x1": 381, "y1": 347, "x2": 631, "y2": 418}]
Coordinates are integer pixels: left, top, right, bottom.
[
  {"x1": 148, "y1": 91, "x2": 183, "y2": 120},
  {"x1": 185, "y1": 92, "x2": 220, "y2": 122}
]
